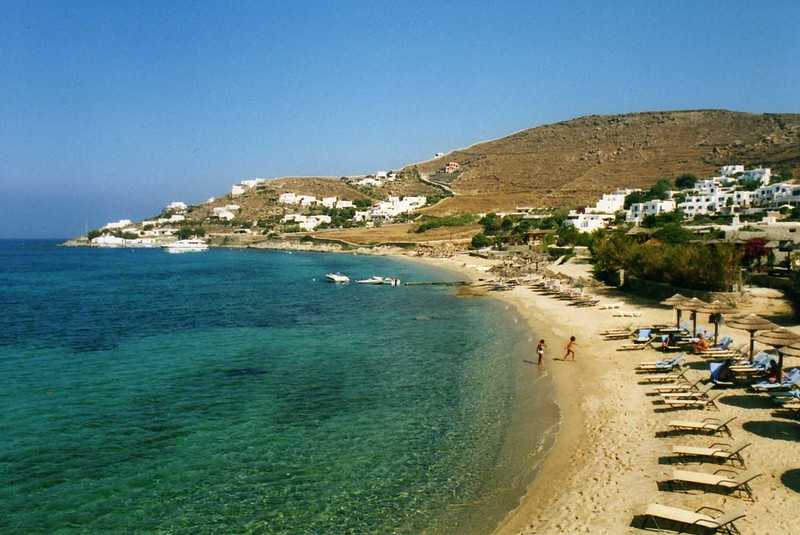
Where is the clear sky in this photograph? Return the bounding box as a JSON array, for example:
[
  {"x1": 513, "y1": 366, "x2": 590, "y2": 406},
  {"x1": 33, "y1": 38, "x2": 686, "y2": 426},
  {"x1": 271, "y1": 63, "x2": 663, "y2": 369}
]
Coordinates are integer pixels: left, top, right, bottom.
[{"x1": 1, "y1": 1, "x2": 798, "y2": 238}]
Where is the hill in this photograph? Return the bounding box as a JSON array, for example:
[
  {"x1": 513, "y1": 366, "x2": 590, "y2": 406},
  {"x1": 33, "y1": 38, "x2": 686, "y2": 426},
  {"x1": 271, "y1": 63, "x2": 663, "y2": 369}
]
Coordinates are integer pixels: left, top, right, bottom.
[{"x1": 412, "y1": 110, "x2": 800, "y2": 215}]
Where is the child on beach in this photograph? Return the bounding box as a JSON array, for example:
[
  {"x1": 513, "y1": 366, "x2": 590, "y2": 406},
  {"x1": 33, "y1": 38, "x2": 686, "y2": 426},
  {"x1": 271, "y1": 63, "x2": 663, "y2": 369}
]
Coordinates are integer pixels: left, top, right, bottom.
[
  {"x1": 564, "y1": 336, "x2": 576, "y2": 361},
  {"x1": 536, "y1": 339, "x2": 545, "y2": 366}
]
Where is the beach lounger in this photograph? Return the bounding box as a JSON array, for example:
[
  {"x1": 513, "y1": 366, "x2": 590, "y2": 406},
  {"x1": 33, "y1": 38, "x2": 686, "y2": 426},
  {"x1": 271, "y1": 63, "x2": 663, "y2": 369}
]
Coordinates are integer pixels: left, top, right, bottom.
[
  {"x1": 667, "y1": 416, "x2": 735, "y2": 437},
  {"x1": 750, "y1": 369, "x2": 800, "y2": 392},
  {"x1": 775, "y1": 400, "x2": 800, "y2": 413},
  {"x1": 598, "y1": 302, "x2": 622, "y2": 310},
  {"x1": 639, "y1": 368, "x2": 689, "y2": 384},
  {"x1": 613, "y1": 310, "x2": 642, "y2": 317},
  {"x1": 619, "y1": 336, "x2": 658, "y2": 351},
  {"x1": 660, "y1": 383, "x2": 714, "y2": 400},
  {"x1": 768, "y1": 390, "x2": 800, "y2": 404},
  {"x1": 671, "y1": 441, "x2": 750, "y2": 467},
  {"x1": 640, "y1": 503, "x2": 745, "y2": 533},
  {"x1": 637, "y1": 355, "x2": 685, "y2": 371},
  {"x1": 663, "y1": 391, "x2": 722, "y2": 411},
  {"x1": 665, "y1": 468, "x2": 761, "y2": 501},
  {"x1": 653, "y1": 377, "x2": 700, "y2": 393}
]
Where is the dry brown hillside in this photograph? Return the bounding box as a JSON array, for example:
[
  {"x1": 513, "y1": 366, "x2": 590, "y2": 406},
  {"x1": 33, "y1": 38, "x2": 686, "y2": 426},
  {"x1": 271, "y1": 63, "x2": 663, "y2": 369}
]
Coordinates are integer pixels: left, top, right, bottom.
[{"x1": 413, "y1": 110, "x2": 800, "y2": 215}]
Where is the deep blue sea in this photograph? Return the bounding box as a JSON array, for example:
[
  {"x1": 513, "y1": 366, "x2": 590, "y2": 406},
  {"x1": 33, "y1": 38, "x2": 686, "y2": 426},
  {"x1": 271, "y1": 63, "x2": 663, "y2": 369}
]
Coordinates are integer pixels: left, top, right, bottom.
[{"x1": 0, "y1": 240, "x2": 557, "y2": 534}]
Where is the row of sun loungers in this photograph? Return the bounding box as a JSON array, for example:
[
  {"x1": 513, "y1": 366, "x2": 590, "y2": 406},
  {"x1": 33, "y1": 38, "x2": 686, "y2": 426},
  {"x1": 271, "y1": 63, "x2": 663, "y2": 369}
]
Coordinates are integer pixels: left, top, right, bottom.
[{"x1": 624, "y1": 336, "x2": 757, "y2": 533}]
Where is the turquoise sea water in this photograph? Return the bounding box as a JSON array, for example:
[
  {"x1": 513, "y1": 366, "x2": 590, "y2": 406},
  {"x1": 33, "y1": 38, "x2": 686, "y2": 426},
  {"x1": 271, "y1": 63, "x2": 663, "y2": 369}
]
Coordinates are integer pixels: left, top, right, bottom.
[{"x1": 0, "y1": 241, "x2": 557, "y2": 534}]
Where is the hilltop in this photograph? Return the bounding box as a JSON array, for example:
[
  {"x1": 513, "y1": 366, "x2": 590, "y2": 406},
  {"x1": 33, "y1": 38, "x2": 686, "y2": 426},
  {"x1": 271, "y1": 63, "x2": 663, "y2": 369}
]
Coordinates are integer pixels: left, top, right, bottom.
[{"x1": 413, "y1": 110, "x2": 800, "y2": 215}]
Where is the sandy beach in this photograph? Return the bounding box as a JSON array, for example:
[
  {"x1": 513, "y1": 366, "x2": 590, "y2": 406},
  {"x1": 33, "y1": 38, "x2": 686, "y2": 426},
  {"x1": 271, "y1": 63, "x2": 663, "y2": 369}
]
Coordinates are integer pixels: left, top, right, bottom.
[{"x1": 407, "y1": 252, "x2": 800, "y2": 535}]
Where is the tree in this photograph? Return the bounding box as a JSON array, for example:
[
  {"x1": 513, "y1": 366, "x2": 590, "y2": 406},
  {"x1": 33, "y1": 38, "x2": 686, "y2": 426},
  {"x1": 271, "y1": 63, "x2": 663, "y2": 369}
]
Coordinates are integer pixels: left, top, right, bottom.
[
  {"x1": 176, "y1": 225, "x2": 206, "y2": 240},
  {"x1": 652, "y1": 223, "x2": 693, "y2": 244},
  {"x1": 674, "y1": 174, "x2": 698, "y2": 190},
  {"x1": 479, "y1": 213, "x2": 502, "y2": 234},
  {"x1": 470, "y1": 232, "x2": 492, "y2": 249},
  {"x1": 87, "y1": 229, "x2": 102, "y2": 240}
]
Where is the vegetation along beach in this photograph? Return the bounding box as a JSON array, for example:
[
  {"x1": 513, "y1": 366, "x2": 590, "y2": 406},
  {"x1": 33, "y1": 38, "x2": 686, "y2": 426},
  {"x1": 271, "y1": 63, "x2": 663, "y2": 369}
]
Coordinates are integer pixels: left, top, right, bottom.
[{"x1": 4, "y1": 2, "x2": 800, "y2": 534}]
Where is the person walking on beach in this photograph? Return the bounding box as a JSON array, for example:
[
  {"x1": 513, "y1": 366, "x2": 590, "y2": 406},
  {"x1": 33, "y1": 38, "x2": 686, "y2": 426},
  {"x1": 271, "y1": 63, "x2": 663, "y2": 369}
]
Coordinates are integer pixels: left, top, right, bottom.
[
  {"x1": 536, "y1": 339, "x2": 546, "y2": 366},
  {"x1": 564, "y1": 336, "x2": 576, "y2": 361}
]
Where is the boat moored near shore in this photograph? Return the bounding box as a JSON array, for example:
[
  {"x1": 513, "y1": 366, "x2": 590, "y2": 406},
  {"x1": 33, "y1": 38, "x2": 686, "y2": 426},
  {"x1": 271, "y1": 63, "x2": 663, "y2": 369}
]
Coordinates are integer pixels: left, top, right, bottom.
[{"x1": 163, "y1": 239, "x2": 209, "y2": 253}]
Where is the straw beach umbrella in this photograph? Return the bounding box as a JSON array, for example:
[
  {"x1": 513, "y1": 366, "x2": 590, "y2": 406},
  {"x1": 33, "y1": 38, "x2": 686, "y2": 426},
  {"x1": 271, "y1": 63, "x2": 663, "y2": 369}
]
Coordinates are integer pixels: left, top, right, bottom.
[
  {"x1": 678, "y1": 297, "x2": 709, "y2": 337},
  {"x1": 776, "y1": 340, "x2": 800, "y2": 378},
  {"x1": 754, "y1": 328, "x2": 800, "y2": 376},
  {"x1": 661, "y1": 294, "x2": 689, "y2": 328},
  {"x1": 697, "y1": 300, "x2": 738, "y2": 345},
  {"x1": 726, "y1": 314, "x2": 779, "y2": 358}
]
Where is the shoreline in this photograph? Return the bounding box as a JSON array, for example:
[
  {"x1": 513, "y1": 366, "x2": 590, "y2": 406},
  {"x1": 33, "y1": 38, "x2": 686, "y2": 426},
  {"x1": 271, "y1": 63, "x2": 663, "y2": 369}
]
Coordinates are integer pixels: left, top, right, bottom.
[{"x1": 403, "y1": 254, "x2": 585, "y2": 535}]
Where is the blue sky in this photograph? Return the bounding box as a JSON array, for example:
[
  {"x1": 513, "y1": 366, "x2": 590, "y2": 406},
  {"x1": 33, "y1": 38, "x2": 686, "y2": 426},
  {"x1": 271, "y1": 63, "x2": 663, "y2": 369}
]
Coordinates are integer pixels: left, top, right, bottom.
[{"x1": 1, "y1": 1, "x2": 798, "y2": 238}]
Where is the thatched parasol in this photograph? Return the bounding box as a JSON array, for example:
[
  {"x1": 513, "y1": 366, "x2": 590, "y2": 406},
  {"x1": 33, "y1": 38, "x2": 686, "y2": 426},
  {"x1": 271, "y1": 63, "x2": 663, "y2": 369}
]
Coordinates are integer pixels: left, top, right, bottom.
[
  {"x1": 677, "y1": 297, "x2": 709, "y2": 337},
  {"x1": 697, "y1": 300, "x2": 738, "y2": 344},
  {"x1": 776, "y1": 341, "x2": 800, "y2": 377},
  {"x1": 661, "y1": 293, "x2": 689, "y2": 328},
  {"x1": 727, "y1": 314, "x2": 779, "y2": 358},
  {"x1": 754, "y1": 328, "x2": 800, "y2": 376}
]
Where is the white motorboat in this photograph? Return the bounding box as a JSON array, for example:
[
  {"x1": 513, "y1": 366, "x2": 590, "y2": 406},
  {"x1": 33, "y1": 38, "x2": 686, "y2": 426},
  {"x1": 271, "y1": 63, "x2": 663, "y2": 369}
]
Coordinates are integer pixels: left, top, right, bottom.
[
  {"x1": 164, "y1": 239, "x2": 209, "y2": 253},
  {"x1": 325, "y1": 272, "x2": 350, "y2": 283},
  {"x1": 356, "y1": 276, "x2": 401, "y2": 286},
  {"x1": 356, "y1": 276, "x2": 386, "y2": 285}
]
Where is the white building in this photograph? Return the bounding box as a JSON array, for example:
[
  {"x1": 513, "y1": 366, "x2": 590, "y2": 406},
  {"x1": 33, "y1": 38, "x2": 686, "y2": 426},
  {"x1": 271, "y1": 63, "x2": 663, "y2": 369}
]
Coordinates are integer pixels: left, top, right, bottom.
[
  {"x1": 752, "y1": 182, "x2": 800, "y2": 207},
  {"x1": 719, "y1": 165, "x2": 745, "y2": 176},
  {"x1": 356, "y1": 177, "x2": 383, "y2": 187},
  {"x1": 206, "y1": 197, "x2": 216, "y2": 204},
  {"x1": 566, "y1": 212, "x2": 614, "y2": 233},
  {"x1": 282, "y1": 214, "x2": 330, "y2": 231},
  {"x1": 585, "y1": 192, "x2": 627, "y2": 214},
  {"x1": 375, "y1": 171, "x2": 388, "y2": 181},
  {"x1": 298, "y1": 195, "x2": 317, "y2": 207},
  {"x1": 278, "y1": 192, "x2": 298, "y2": 204},
  {"x1": 102, "y1": 219, "x2": 133, "y2": 230},
  {"x1": 321, "y1": 196, "x2": 338, "y2": 208},
  {"x1": 626, "y1": 199, "x2": 676, "y2": 223},
  {"x1": 212, "y1": 205, "x2": 240, "y2": 221},
  {"x1": 166, "y1": 201, "x2": 187, "y2": 212},
  {"x1": 740, "y1": 167, "x2": 771, "y2": 186},
  {"x1": 231, "y1": 184, "x2": 247, "y2": 197},
  {"x1": 335, "y1": 200, "x2": 354, "y2": 209}
]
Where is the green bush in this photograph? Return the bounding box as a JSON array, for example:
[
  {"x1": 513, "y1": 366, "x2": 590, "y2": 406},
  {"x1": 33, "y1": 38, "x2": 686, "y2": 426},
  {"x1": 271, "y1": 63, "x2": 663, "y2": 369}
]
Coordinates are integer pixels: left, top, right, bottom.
[
  {"x1": 592, "y1": 230, "x2": 741, "y2": 291},
  {"x1": 470, "y1": 232, "x2": 492, "y2": 249}
]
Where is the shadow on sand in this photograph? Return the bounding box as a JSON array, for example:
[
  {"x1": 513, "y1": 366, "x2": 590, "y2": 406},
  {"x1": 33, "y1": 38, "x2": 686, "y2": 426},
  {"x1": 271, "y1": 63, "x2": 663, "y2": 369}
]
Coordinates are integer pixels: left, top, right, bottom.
[
  {"x1": 718, "y1": 394, "x2": 777, "y2": 410},
  {"x1": 781, "y1": 468, "x2": 800, "y2": 494},
  {"x1": 742, "y1": 420, "x2": 800, "y2": 442}
]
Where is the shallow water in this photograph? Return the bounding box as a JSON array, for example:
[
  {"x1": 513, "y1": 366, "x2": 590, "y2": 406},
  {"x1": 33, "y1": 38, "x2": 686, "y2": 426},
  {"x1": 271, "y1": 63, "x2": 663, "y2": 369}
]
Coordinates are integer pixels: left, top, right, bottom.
[{"x1": 0, "y1": 241, "x2": 557, "y2": 534}]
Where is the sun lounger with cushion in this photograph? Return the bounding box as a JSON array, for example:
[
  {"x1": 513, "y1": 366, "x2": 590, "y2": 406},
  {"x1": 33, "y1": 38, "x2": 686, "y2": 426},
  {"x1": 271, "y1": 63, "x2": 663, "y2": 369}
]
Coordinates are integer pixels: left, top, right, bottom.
[
  {"x1": 665, "y1": 468, "x2": 761, "y2": 501},
  {"x1": 671, "y1": 441, "x2": 750, "y2": 467},
  {"x1": 640, "y1": 503, "x2": 745, "y2": 533},
  {"x1": 750, "y1": 368, "x2": 800, "y2": 392},
  {"x1": 637, "y1": 355, "x2": 685, "y2": 371}
]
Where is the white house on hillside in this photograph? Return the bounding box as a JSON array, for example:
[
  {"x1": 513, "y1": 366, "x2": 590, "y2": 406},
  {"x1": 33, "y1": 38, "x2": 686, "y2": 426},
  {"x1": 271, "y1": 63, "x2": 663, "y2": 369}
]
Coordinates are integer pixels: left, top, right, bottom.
[
  {"x1": 103, "y1": 219, "x2": 133, "y2": 230},
  {"x1": 166, "y1": 201, "x2": 187, "y2": 212},
  {"x1": 720, "y1": 165, "x2": 745, "y2": 176},
  {"x1": 231, "y1": 184, "x2": 247, "y2": 196},
  {"x1": 626, "y1": 199, "x2": 676, "y2": 223},
  {"x1": 740, "y1": 167, "x2": 771, "y2": 186},
  {"x1": 566, "y1": 212, "x2": 614, "y2": 233}
]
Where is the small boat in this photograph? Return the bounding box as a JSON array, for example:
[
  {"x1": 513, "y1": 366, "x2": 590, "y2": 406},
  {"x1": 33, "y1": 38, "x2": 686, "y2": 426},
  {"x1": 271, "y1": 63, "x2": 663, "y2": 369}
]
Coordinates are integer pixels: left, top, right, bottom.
[
  {"x1": 164, "y1": 239, "x2": 209, "y2": 253},
  {"x1": 356, "y1": 276, "x2": 386, "y2": 285},
  {"x1": 357, "y1": 276, "x2": 401, "y2": 286},
  {"x1": 325, "y1": 272, "x2": 350, "y2": 283}
]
